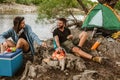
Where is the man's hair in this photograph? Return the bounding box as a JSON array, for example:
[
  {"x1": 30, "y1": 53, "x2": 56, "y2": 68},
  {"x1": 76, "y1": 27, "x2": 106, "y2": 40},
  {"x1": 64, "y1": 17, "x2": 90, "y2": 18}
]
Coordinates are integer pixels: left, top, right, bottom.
[
  {"x1": 13, "y1": 16, "x2": 24, "y2": 33},
  {"x1": 57, "y1": 18, "x2": 67, "y2": 26}
]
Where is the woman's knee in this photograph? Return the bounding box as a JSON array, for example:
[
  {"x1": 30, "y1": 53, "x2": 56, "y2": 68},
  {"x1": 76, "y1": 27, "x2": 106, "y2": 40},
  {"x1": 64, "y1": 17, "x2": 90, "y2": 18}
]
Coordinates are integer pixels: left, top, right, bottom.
[
  {"x1": 17, "y1": 38, "x2": 29, "y2": 50},
  {"x1": 18, "y1": 38, "x2": 29, "y2": 45},
  {"x1": 3, "y1": 40, "x2": 15, "y2": 47},
  {"x1": 17, "y1": 38, "x2": 29, "y2": 46},
  {"x1": 18, "y1": 38, "x2": 25, "y2": 43}
]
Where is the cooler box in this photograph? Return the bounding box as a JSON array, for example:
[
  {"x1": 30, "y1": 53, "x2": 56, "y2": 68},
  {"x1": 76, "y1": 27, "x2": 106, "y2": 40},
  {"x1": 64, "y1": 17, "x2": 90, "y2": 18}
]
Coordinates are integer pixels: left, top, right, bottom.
[{"x1": 0, "y1": 49, "x2": 23, "y2": 77}]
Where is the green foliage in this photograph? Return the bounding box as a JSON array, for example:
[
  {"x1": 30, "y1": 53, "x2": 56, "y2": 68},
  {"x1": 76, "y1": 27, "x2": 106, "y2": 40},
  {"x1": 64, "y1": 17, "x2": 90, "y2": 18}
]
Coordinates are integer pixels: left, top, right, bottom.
[
  {"x1": 16, "y1": 0, "x2": 33, "y2": 5},
  {"x1": 16, "y1": 0, "x2": 42, "y2": 5},
  {"x1": 38, "y1": 0, "x2": 96, "y2": 19},
  {"x1": 0, "y1": 0, "x2": 15, "y2": 3},
  {"x1": 31, "y1": 0, "x2": 42, "y2": 5},
  {"x1": 115, "y1": 0, "x2": 120, "y2": 10},
  {"x1": 38, "y1": 0, "x2": 79, "y2": 19},
  {"x1": 83, "y1": 0, "x2": 96, "y2": 8}
]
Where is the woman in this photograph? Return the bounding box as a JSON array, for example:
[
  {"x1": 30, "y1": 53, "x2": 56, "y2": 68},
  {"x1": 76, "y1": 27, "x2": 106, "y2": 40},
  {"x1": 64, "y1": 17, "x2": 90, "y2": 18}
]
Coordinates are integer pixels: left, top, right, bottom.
[{"x1": 0, "y1": 16, "x2": 46, "y2": 55}]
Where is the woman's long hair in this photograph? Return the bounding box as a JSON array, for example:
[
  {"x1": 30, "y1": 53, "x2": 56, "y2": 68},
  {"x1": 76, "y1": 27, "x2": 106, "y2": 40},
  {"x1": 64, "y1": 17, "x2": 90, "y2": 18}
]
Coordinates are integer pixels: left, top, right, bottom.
[{"x1": 13, "y1": 16, "x2": 24, "y2": 33}]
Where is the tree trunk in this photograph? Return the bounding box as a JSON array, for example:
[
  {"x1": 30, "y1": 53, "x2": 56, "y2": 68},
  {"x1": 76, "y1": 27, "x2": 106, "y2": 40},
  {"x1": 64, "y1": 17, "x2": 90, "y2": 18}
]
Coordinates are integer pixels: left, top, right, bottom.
[{"x1": 77, "y1": 0, "x2": 88, "y2": 14}]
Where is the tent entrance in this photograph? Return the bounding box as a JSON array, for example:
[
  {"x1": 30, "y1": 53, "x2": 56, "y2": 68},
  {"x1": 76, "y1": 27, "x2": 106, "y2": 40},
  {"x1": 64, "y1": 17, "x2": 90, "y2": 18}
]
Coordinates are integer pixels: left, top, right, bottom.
[{"x1": 89, "y1": 10, "x2": 103, "y2": 27}]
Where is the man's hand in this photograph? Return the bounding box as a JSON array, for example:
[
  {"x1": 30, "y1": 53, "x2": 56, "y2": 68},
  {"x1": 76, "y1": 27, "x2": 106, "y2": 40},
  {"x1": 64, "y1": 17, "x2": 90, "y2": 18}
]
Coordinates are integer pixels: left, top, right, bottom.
[
  {"x1": 67, "y1": 35, "x2": 73, "y2": 40},
  {"x1": 56, "y1": 47, "x2": 62, "y2": 52}
]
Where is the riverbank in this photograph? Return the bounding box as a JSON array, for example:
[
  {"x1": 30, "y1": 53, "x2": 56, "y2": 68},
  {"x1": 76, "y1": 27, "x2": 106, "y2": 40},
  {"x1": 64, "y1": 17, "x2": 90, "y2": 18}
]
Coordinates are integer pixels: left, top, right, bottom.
[
  {"x1": 0, "y1": 3, "x2": 37, "y2": 14},
  {"x1": 0, "y1": 28, "x2": 120, "y2": 80}
]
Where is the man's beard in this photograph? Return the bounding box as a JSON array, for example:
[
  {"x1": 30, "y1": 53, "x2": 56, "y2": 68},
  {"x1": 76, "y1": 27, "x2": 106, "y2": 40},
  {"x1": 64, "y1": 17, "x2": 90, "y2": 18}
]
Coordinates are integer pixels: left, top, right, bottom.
[{"x1": 59, "y1": 25, "x2": 64, "y2": 29}]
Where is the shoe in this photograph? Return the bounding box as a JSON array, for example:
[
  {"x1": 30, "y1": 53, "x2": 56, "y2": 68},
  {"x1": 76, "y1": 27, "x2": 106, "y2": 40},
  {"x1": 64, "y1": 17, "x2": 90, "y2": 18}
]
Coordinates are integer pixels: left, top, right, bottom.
[{"x1": 92, "y1": 56, "x2": 102, "y2": 63}]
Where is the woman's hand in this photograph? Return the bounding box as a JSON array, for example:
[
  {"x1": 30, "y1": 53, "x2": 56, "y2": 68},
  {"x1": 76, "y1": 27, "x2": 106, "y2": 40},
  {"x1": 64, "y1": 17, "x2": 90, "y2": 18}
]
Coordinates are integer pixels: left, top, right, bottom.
[
  {"x1": 2, "y1": 41, "x2": 8, "y2": 49},
  {"x1": 41, "y1": 41, "x2": 47, "y2": 48}
]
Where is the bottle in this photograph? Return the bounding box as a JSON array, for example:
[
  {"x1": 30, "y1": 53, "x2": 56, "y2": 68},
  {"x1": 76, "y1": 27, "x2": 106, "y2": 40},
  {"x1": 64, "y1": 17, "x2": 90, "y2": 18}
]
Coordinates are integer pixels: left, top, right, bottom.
[
  {"x1": 91, "y1": 38, "x2": 102, "y2": 50},
  {"x1": 53, "y1": 40, "x2": 57, "y2": 50}
]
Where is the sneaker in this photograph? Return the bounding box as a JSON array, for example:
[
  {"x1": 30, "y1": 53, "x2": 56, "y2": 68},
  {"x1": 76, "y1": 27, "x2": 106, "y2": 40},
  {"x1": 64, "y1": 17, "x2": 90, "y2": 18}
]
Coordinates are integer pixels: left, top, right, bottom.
[{"x1": 92, "y1": 56, "x2": 102, "y2": 63}]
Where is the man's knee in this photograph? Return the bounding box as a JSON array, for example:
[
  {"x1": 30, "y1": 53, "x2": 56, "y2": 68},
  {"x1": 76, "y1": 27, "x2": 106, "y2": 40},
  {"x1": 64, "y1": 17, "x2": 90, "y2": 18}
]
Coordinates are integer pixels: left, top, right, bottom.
[
  {"x1": 82, "y1": 31, "x2": 88, "y2": 37},
  {"x1": 79, "y1": 31, "x2": 88, "y2": 38},
  {"x1": 72, "y1": 47, "x2": 80, "y2": 52}
]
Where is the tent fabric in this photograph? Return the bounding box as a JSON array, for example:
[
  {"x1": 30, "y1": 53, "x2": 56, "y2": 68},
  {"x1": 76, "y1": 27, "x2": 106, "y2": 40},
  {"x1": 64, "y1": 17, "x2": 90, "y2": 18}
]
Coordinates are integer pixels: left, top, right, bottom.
[
  {"x1": 89, "y1": 10, "x2": 103, "y2": 27},
  {"x1": 82, "y1": 3, "x2": 120, "y2": 30}
]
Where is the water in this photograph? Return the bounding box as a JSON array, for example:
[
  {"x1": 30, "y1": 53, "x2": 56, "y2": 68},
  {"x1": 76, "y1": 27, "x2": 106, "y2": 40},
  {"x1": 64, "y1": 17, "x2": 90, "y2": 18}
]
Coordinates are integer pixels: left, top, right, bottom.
[{"x1": 0, "y1": 13, "x2": 84, "y2": 40}]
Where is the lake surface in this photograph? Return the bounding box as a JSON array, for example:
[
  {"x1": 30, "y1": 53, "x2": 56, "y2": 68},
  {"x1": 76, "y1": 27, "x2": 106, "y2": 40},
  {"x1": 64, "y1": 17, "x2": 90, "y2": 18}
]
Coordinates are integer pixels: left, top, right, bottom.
[{"x1": 0, "y1": 13, "x2": 84, "y2": 40}]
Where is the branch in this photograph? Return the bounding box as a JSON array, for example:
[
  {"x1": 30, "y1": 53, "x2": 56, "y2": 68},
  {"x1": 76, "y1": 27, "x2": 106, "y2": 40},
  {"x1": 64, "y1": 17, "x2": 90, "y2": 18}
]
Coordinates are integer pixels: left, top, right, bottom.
[
  {"x1": 69, "y1": 10, "x2": 78, "y2": 23},
  {"x1": 98, "y1": 0, "x2": 119, "y2": 8},
  {"x1": 67, "y1": 20, "x2": 83, "y2": 28},
  {"x1": 77, "y1": 0, "x2": 88, "y2": 14}
]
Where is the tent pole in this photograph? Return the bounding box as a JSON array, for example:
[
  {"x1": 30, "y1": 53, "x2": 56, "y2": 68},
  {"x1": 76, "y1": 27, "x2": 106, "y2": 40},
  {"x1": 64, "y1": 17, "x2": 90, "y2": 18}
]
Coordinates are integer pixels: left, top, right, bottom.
[{"x1": 90, "y1": 27, "x2": 97, "y2": 40}]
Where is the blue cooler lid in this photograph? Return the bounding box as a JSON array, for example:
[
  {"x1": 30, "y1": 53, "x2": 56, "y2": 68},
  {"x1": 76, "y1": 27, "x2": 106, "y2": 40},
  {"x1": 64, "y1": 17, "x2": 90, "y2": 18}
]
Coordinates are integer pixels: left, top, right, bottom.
[{"x1": 0, "y1": 49, "x2": 22, "y2": 58}]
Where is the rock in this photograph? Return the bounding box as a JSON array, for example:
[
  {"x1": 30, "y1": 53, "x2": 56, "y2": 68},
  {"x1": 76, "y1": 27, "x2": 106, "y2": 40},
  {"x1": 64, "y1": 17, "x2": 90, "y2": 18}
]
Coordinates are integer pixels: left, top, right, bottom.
[
  {"x1": 80, "y1": 70, "x2": 97, "y2": 80},
  {"x1": 0, "y1": 3, "x2": 37, "y2": 14},
  {"x1": 28, "y1": 78, "x2": 33, "y2": 80},
  {"x1": 36, "y1": 65, "x2": 48, "y2": 73},
  {"x1": 66, "y1": 54, "x2": 86, "y2": 71},
  {"x1": 43, "y1": 58, "x2": 59, "y2": 68},
  {"x1": 98, "y1": 38, "x2": 120, "y2": 59},
  {"x1": 28, "y1": 65, "x2": 36, "y2": 78},
  {"x1": 116, "y1": 62, "x2": 120, "y2": 66},
  {"x1": 73, "y1": 75, "x2": 81, "y2": 80},
  {"x1": 75, "y1": 59, "x2": 86, "y2": 71},
  {"x1": 65, "y1": 72, "x2": 69, "y2": 76},
  {"x1": 59, "y1": 59, "x2": 65, "y2": 71},
  {"x1": 73, "y1": 70, "x2": 97, "y2": 80},
  {"x1": 20, "y1": 61, "x2": 32, "y2": 80}
]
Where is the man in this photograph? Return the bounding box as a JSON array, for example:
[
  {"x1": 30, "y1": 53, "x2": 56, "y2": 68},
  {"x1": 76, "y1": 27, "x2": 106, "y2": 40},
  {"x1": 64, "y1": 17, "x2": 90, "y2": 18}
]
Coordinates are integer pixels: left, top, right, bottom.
[
  {"x1": 53, "y1": 18, "x2": 102, "y2": 63},
  {"x1": 0, "y1": 16, "x2": 46, "y2": 55}
]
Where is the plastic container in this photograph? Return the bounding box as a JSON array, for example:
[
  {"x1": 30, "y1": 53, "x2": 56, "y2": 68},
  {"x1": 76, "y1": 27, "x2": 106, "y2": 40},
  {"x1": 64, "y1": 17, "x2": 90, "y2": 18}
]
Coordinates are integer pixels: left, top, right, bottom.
[
  {"x1": 0, "y1": 49, "x2": 23, "y2": 76},
  {"x1": 91, "y1": 38, "x2": 102, "y2": 50}
]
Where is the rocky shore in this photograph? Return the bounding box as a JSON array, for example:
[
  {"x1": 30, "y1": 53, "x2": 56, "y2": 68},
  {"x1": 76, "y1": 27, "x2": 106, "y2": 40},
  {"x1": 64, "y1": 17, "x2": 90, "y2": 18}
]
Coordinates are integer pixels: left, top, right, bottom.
[
  {"x1": 0, "y1": 28, "x2": 120, "y2": 80},
  {"x1": 0, "y1": 3, "x2": 37, "y2": 14}
]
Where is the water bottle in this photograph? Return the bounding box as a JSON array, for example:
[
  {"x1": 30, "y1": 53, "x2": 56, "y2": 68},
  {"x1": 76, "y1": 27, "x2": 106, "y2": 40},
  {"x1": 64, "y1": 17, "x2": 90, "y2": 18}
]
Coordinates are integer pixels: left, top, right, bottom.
[
  {"x1": 53, "y1": 40, "x2": 57, "y2": 50},
  {"x1": 91, "y1": 38, "x2": 102, "y2": 50}
]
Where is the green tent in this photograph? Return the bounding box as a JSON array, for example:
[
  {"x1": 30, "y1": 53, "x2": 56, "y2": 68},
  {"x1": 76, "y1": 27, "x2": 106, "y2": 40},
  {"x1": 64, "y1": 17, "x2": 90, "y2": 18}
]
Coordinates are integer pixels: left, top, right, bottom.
[{"x1": 82, "y1": 3, "x2": 120, "y2": 30}]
